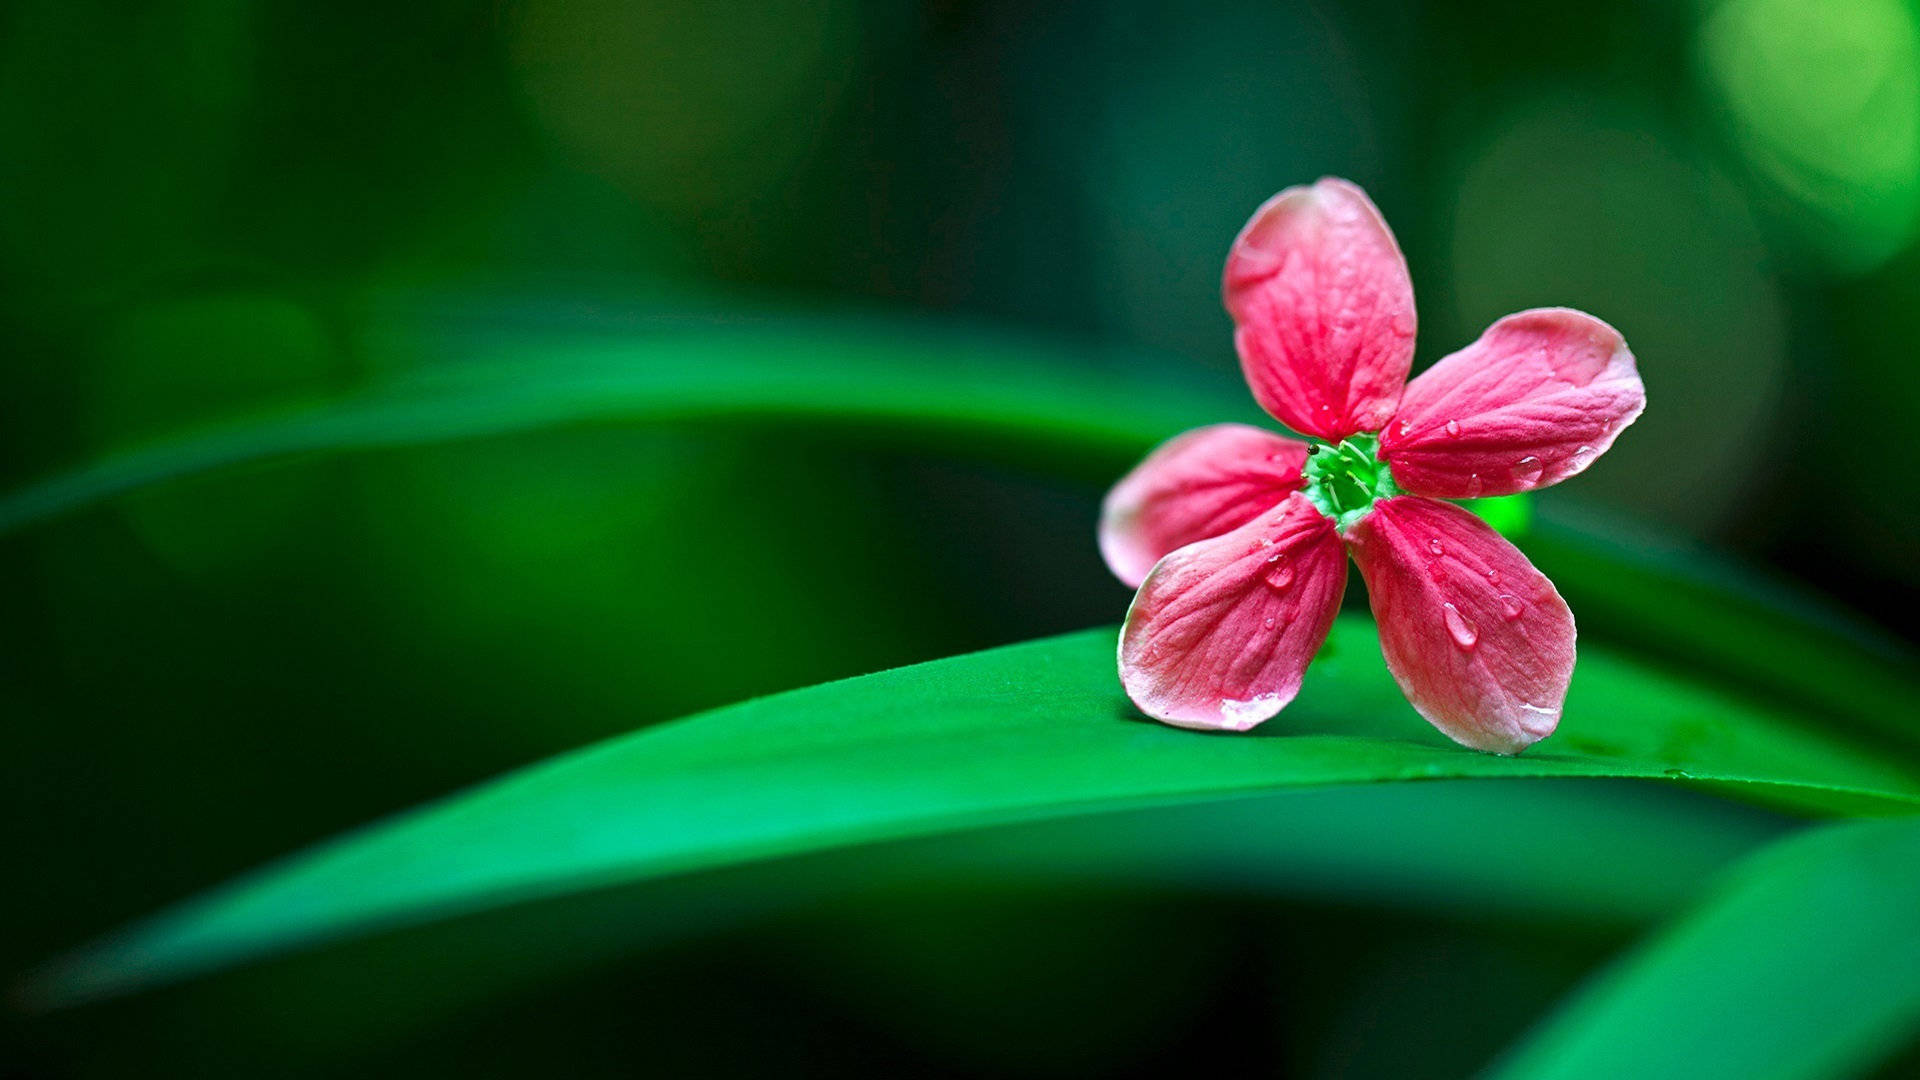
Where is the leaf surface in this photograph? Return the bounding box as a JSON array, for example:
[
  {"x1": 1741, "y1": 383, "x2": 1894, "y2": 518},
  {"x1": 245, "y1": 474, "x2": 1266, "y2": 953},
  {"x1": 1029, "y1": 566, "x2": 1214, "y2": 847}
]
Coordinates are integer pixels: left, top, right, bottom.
[
  {"x1": 1488, "y1": 816, "x2": 1920, "y2": 1080},
  {"x1": 4, "y1": 316, "x2": 1910, "y2": 752},
  {"x1": 29, "y1": 618, "x2": 1920, "y2": 1006},
  {"x1": 0, "y1": 319, "x2": 1247, "y2": 534}
]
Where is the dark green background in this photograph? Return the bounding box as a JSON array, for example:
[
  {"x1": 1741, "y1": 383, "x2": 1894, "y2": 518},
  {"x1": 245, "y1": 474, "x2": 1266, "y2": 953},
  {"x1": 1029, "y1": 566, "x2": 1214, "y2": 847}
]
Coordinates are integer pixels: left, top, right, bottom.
[{"x1": 5, "y1": 1, "x2": 1918, "y2": 1076}]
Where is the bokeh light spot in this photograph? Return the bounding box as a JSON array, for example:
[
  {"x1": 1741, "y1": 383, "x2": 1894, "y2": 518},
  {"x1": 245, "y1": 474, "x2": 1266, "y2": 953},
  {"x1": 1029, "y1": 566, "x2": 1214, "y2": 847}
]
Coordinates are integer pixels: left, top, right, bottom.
[
  {"x1": 1697, "y1": 0, "x2": 1920, "y2": 272},
  {"x1": 508, "y1": 0, "x2": 864, "y2": 215},
  {"x1": 1446, "y1": 97, "x2": 1787, "y2": 532}
]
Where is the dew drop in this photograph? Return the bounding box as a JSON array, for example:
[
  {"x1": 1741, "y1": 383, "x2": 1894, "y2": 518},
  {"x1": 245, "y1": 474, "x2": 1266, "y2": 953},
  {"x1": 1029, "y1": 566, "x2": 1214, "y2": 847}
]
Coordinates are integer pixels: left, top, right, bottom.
[
  {"x1": 1427, "y1": 537, "x2": 1445, "y2": 556},
  {"x1": 1445, "y1": 419, "x2": 1461, "y2": 437},
  {"x1": 1263, "y1": 558, "x2": 1295, "y2": 590},
  {"x1": 1219, "y1": 694, "x2": 1281, "y2": 729},
  {"x1": 1465, "y1": 473, "x2": 1483, "y2": 497},
  {"x1": 1391, "y1": 310, "x2": 1416, "y2": 337},
  {"x1": 1397, "y1": 420, "x2": 1412, "y2": 437},
  {"x1": 1516, "y1": 702, "x2": 1558, "y2": 734},
  {"x1": 1497, "y1": 594, "x2": 1524, "y2": 620},
  {"x1": 1262, "y1": 616, "x2": 1276, "y2": 630},
  {"x1": 1511, "y1": 456, "x2": 1544, "y2": 486},
  {"x1": 1485, "y1": 568, "x2": 1501, "y2": 586},
  {"x1": 1442, "y1": 603, "x2": 1479, "y2": 649}
]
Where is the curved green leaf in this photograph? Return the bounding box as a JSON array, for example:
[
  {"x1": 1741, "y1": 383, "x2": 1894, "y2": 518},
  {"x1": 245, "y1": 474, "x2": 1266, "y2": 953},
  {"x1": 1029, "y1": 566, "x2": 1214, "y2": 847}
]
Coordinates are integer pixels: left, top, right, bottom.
[
  {"x1": 1487, "y1": 816, "x2": 1920, "y2": 1080},
  {"x1": 5, "y1": 315, "x2": 1912, "y2": 754},
  {"x1": 0, "y1": 318, "x2": 1249, "y2": 535},
  {"x1": 78, "y1": 781, "x2": 1785, "y2": 1066},
  {"x1": 27, "y1": 618, "x2": 1920, "y2": 1007},
  {"x1": 1531, "y1": 505, "x2": 1920, "y2": 755}
]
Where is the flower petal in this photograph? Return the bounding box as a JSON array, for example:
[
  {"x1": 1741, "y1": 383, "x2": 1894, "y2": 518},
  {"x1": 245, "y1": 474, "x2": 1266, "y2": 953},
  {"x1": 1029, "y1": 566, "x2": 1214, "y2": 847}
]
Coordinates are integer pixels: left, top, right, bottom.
[
  {"x1": 1346, "y1": 496, "x2": 1574, "y2": 755},
  {"x1": 1099, "y1": 424, "x2": 1309, "y2": 588},
  {"x1": 1223, "y1": 178, "x2": 1417, "y2": 441},
  {"x1": 1379, "y1": 308, "x2": 1645, "y2": 499},
  {"x1": 1119, "y1": 493, "x2": 1347, "y2": 732}
]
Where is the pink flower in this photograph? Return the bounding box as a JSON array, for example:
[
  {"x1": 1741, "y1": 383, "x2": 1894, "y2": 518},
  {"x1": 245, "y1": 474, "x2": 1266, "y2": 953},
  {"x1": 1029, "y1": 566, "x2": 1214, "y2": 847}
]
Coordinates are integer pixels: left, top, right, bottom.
[{"x1": 1100, "y1": 178, "x2": 1646, "y2": 754}]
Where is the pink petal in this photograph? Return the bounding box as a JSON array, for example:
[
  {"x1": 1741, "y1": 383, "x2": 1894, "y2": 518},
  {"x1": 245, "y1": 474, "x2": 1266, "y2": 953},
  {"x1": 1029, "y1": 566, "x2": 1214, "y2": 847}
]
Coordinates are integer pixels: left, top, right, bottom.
[
  {"x1": 1379, "y1": 308, "x2": 1645, "y2": 499},
  {"x1": 1119, "y1": 493, "x2": 1347, "y2": 731},
  {"x1": 1223, "y1": 178, "x2": 1417, "y2": 441},
  {"x1": 1346, "y1": 496, "x2": 1574, "y2": 755},
  {"x1": 1099, "y1": 424, "x2": 1310, "y2": 589}
]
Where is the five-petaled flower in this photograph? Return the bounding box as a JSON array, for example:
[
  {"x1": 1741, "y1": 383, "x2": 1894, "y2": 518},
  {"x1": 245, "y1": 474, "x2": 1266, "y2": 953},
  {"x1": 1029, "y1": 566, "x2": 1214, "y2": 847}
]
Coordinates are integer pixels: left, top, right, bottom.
[{"x1": 1100, "y1": 178, "x2": 1646, "y2": 754}]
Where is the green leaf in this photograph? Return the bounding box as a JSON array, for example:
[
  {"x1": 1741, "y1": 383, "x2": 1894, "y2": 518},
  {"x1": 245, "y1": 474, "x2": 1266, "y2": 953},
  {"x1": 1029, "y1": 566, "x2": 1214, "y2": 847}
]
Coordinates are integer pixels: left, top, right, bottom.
[
  {"x1": 91, "y1": 780, "x2": 1785, "y2": 1068},
  {"x1": 1467, "y1": 492, "x2": 1532, "y2": 537},
  {"x1": 1487, "y1": 816, "x2": 1920, "y2": 1080},
  {"x1": 0, "y1": 317, "x2": 1250, "y2": 535},
  {"x1": 27, "y1": 618, "x2": 1920, "y2": 1007},
  {"x1": 6, "y1": 314, "x2": 1911, "y2": 753},
  {"x1": 1530, "y1": 504, "x2": 1920, "y2": 755}
]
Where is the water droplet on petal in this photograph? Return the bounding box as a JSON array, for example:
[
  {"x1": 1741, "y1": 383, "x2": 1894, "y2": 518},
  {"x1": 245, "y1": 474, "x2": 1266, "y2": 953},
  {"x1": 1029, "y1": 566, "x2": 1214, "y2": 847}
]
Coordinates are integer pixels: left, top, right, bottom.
[
  {"x1": 1517, "y1": 701, "x2": 1558, "y2": 734},
  {"x1": 1511, "y1": 456, "x2": 1544, "y2": 486},
  {"x1": 1219, "y1": 693, "x2": 1281, "y2": 729},
  {"x1": 1485, "y1": 568, "x2": 1501, "y2": 586},
  {"x1": 1465, "y1": 473, "x2": 1483, "y2": 497},
  {"x1": 1445, "y1": 419, "x2": 1461, "y2": 437},
  {"x1": 1498, "y1": 594, "x2": 1524, "y2": 620},
  {"x1": 1397, "y1": 420, "x2": 1412, "y2": 437},
  {"x1": 1442, "y1": 603, "x2": 1478, "y2": 649},
  {"x1": 1262, "y1": 616, "x2": 1276, "y2": 630},
  {"x1": 1263, "y1": 557, "x2": 1294, "y2": 590},
  {"x1": 1427, "y1": 537, "x2": 1445, "y2": 556}
]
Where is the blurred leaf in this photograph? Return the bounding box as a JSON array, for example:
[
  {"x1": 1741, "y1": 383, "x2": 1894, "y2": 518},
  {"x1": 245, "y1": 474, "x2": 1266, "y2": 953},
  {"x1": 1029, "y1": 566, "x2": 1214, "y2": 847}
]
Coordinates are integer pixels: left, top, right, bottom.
[
  {"x1": 1467, "y1": 492, "x2": 1531, "y2": 537},
  {"x1": 1531, "y1": 504, "x2": 1920, "y2": 755},
  {"x1": 7, "y1": 307, "x2": 1912, "y2": 749},
  {"x1": 1487, "y1": 816, "x2": 1920, "y2": 1080},
  {"x1": 27, "y1": 618, "x2": 1920, "y2": 1007},
  {"x1": 4, "y1": 313, "x2": 1916, "y2": 750},
  {"x1": 98, "y1": 782, "x2": 1782, "y2": 1072},
  {"x1": 0, "y1": 317, "x2": 1252, "y2": 534}
]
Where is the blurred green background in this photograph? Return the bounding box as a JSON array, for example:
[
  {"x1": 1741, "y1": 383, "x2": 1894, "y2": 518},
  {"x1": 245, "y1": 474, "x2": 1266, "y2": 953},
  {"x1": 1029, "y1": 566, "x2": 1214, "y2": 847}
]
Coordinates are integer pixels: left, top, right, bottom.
[{"x1": 4, "y1": 0, "x2": 1919, "y2": 1076}]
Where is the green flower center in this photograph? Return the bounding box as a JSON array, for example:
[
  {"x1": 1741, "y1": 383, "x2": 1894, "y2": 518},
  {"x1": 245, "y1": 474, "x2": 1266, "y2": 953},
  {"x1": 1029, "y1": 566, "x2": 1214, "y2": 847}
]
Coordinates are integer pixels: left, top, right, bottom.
[{"x1": 1302, "y1": 432, "x2": 1400, "y2": 530}]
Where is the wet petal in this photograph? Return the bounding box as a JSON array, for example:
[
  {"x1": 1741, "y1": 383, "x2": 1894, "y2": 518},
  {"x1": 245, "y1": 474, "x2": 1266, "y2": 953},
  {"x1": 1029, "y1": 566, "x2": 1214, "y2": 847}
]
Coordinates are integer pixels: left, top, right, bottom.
[
  {"x1": 1119, "y1": 493, "x2": 1347, "y2": 731},
  {"x1": 1099, "y1": 423, "x2": 1309, "y2": 588},
  {"x1": 1223, "y1": 178, "x2": 1417, "y2": 441},
  {"x1": 1379, "y1": 308, "x2": 1645, "y2": 499},
  {"x1": 1346, "y1": 496, "x2": 1574, "y2": 754}
]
